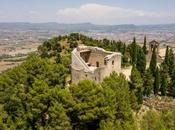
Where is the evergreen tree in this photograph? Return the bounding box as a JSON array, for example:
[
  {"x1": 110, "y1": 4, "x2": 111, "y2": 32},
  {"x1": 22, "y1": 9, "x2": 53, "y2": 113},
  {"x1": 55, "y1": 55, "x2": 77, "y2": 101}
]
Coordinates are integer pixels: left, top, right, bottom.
[
  {"x1": 168, "y1": 48, "x2": 175, "y2": 76},
  {"x1": 160, "y1": 64, "x2": 169, "y2": 96},
  {"x1": 161, "y1": 73, "x2": 168, "y2": 96},
  {"x1": 130, "y1": 66, "x2": 143, "y2": 108},
  {"x1": 70, "y1": 80, "x2": 114, "y2": 130},
  {"x1": 149, "y1": 46, "x2": 157, "y2": 76},
  {"x1": 154, "y1": 67, "x2": 160, "y2": 95},
  {"x1": 169, "y1": 69, "x2": 175, "y2": 97},
  {"x1": 136, "y1": 47, "x2": 146, "y2": 75},
  {"x1": 142, "y1": 36, "x2": 147, "y2": 54},
  {"x1": 123, "y1": 43, "x2": 126, "y2": 55},
  {"x1": 102, "y1": 73, "x2": 136, "y2": 130},
  {"x1": 128, "y1": 37, "x2": 138, "y2": 65},
  {"x1": 164, "y1": 46, "x2": 170, "y2": 68},
  {"x1": 143, "y1": 69, "x2": 154, "y2": 96}
]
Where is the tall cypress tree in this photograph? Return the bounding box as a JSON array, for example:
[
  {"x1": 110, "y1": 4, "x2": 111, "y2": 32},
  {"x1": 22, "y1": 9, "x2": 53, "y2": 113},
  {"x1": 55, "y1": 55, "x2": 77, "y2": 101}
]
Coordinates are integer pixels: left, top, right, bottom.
[
  {"x1": 132, "y1": 37, "x2": 137, "y2": 65},
  {"x1": 143, "y1": 69, "x2": 154, "y2": 96},
  {"x1": 164, "y1": 46, "x2": 169, "y2": 67},
  {"x1": 130, "y1": 66, "x2": 143, "y2": 105},
  {"x1": 170, "y1": 69, "x2": 175, "y2": 97},
  {"x1": 168, "y1": 48, "x2": 175, "y2": 76},
  {"x1": 142, "y1": 36, "x2": 147, "y2": 54},
  {"x1": 160, "y1": 64, "x2": 169, "y2": 96},
  {"x1": 136, "y1": 47, "x2": 146, "y2": 75},
  {"x1": 161, "y1": 73, "x2": 168, "y2": 96},
  {"x1": 149, "y1": 46, "x2": 157, "y2": 76},
  {"x1": 154, "y1": 67, "x2": 160, "y2": 95}
]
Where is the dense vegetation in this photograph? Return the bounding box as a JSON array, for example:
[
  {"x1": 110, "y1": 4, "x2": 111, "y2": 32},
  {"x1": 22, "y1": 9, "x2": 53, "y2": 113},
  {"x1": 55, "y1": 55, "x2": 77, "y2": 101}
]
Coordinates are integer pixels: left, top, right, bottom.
[{"x1": 0, "y1": 33, "x2": 175, "y2": 130}]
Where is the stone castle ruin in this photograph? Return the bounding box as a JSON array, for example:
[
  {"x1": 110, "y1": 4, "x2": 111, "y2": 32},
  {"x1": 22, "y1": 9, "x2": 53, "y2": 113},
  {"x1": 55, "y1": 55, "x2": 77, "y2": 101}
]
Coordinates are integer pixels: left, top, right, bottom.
[{"x1": 71, "y1": 45, "x2": 121, "y2": 83}]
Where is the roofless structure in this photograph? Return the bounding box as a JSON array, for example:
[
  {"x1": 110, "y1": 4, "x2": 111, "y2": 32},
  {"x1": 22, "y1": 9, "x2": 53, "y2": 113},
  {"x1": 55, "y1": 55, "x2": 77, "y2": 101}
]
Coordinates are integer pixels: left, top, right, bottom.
[{"x1": 71, "y1": 45, "x2": 121, "y2": 83}]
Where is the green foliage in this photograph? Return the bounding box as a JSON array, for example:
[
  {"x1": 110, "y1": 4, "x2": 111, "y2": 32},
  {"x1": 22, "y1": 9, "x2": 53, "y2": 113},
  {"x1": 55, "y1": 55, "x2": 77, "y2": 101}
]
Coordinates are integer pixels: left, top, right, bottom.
[
  {"x1": 141, "y1": 110, "x2": 165, "y2": 130},
  {"x1": 69, "y1": 80, "x2": 113, "y2": 129},
  {"x1": 143, "y1": 69, "x2": 154, "y2": 96},
  {"x1": 128, "y1": 37, "x2": 138, "y2": 64},
  {"x1": 170, "y1": 70, "x2": 175, "y2": 97},
  {"x1": 161, "y1": 109, "x2": 175, "y2": 130},
  {"x1": 167, "y1": 48, "x2": 175, "y2": 76},
  {"x1": 136, "y1": 47, "x2": 146, "y2": 75},
  {"x1": 160, "y1": 46, "x2": 175, "y2": 96},
  {"x1": 164, "y1": 46, "x2": 170, "y2": 69},
  {"x1": 0, "y1": 53, "x2": 71, "y2": 129},
  {"x1": 38, "y1": 37, "x2": 62, "y2": 58},
  {"x1": 142, "y1": 36, "x2": 147, "y2": 54},
  {"x1": 130, "y1": 66, "x2": 143, "y2": 110},
  {"x1": 149, "y1": 46, "x2": 157, "y2": 76},
  {"x1": 1, "y1": 33, "x2": 175, "y2": 130},
  {"x1": 102, "y1": 73, "x2": 136, "y2": 130},
  {"x1": 154, "y1": 67, "x2": 160, "y2": 95},
  {"x1": 160, "y1": 64, "x2": 169, "y2": 96}
]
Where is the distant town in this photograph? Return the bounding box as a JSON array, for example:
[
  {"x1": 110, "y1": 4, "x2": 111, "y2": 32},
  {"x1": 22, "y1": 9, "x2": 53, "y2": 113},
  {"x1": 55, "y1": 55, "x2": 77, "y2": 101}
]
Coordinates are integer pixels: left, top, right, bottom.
[{"x1": 0, "y1": 22, "x2": 175, "y2": 72}]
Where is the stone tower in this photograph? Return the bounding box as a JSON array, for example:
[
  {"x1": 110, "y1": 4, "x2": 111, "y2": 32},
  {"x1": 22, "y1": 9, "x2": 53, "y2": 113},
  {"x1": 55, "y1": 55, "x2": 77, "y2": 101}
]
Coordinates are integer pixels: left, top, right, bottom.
[{"x1": 147, "y1": 40, "x2": 161, "y2": 63}]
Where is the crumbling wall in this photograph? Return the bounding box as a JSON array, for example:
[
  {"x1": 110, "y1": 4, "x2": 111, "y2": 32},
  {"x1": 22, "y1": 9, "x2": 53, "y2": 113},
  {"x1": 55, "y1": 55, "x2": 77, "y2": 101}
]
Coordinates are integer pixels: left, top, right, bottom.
[{"x1": 71, "y1": 46, "x2": 121, "y2": 84}]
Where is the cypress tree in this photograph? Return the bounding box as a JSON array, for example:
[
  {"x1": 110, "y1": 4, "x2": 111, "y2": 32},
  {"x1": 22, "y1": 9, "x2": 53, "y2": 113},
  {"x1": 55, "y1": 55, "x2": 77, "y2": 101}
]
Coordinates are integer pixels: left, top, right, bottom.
[
  {"x1": 154, "y1": 67, "x2": 160, "y2": 95},
  {"x1": 130, "y1": 65, "x2": 143, "y2": 105},
  {"x1": 136, "y1": 47, "x2": 146, "y2": 75},
  {"x1": 142, "y1": 36, "x2": 147, "y2": 54},
  {"x1": 123, "y1": 43, "x2": 126, "y2": 55},
  {"x1": 161, "y1": 73, "x2": 168, "y2": 96},
  {"x1": 149, "y1": 46, "x2": 157, "y2": 76},
  {"x1": 168, "y1": 48, "x2": 175, "y2": 76},
  {"x1": 160, "y1": 64, "x2": 169, "y2": 96},
  {"x1": 164, "y1": 46, "x2": 169, "y2": 67},
  {"x1": 132, "y1": 37, "x2": 137, "y2": 65},
  {"x1": 143, "y1": 69, "x2": 154, "y2": 96},
  {"x1": 170, "y1": 69, "x2": 175, "y2": 97}
]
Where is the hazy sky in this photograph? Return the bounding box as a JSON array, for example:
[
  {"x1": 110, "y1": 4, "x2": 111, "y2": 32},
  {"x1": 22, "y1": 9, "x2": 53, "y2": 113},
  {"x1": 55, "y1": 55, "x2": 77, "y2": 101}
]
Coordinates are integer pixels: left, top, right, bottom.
[{"x1": 0, "y1": 0, "x2": 175, "y2": 25}]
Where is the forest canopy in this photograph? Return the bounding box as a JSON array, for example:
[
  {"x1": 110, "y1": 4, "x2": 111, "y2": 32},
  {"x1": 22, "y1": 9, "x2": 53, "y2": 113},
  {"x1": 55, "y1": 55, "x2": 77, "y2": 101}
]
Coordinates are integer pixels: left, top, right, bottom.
[{"x1": 0, "y1": 33, "x2": 175, "y2": 130}]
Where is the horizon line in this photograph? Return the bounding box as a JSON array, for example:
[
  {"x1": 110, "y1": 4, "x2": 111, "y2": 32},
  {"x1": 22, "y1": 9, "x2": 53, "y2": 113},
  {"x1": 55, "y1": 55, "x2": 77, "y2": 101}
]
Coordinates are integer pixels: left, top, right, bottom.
[{"x1": 0, "y1": 22, "x2": 175, "y2": 26}]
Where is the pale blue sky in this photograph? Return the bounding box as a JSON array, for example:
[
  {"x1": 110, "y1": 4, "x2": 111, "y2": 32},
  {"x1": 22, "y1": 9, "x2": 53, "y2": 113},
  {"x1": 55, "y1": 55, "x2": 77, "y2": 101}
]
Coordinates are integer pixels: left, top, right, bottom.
[{"x1": 0, "y1": 0, "x2": 175, "y2": 24}]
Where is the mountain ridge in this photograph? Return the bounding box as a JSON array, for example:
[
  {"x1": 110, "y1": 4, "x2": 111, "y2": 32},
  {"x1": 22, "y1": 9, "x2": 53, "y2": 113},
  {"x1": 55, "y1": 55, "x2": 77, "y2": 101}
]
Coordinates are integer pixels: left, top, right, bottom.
[{"x1": 0, "y1": 22, "x2": 175, "y2": 32}]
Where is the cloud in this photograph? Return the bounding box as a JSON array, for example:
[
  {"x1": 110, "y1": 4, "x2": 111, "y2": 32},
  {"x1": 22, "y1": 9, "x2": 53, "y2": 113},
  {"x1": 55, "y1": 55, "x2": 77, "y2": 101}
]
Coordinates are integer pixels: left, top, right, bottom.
[{"x1": 56, "y1": 3, "x2": 164, "y2": 24}]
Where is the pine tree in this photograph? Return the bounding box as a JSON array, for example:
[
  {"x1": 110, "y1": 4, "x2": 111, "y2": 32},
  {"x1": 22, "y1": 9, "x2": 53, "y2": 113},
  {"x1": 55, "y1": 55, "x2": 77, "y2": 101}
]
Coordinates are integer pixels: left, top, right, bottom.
[
  {"x1": 149, "y1": 46, "x2": 157, "y2": 76},
  {"x1": 143, "y1": 69, "x2": 154, "y2": 96},
  {"x1": 136, "y1": 47, "x2": 146, "y2": 75},
  {"x1": 142, "y1": 36, "x2": 147, "y2": 54},
  {"x1": 154, "y1": 67, "x2": 160, "y2": 95}
]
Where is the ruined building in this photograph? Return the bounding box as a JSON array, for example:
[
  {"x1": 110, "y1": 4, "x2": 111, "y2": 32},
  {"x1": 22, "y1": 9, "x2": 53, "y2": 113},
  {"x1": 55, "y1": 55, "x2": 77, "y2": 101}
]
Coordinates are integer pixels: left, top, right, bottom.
[
  {"x1": 71, "y1": 45, "x2": 121, "y2": 83},
  {"x1": 147, "y1": 40, "x2": 162, "y2": 63}
]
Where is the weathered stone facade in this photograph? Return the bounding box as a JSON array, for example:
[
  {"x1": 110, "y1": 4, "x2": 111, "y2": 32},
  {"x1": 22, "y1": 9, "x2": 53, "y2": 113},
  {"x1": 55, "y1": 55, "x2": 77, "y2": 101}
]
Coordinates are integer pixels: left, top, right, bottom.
[{"x1": 71, "y1": 45, "x2": 121, "y2": 83}]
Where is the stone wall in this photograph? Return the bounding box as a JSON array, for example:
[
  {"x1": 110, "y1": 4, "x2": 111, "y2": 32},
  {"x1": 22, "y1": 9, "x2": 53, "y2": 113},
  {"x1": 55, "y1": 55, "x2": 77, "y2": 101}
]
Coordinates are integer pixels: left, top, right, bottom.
[{"x1": 71, "y1": 46, "x2": 121, "y2": 84}]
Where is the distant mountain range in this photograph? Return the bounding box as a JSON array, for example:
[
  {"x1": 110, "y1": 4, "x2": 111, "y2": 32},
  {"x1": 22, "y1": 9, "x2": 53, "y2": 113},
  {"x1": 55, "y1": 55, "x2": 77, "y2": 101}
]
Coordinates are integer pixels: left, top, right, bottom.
[{"x1": 0, "y1": 22, "x2": 175, "y2": 32}]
